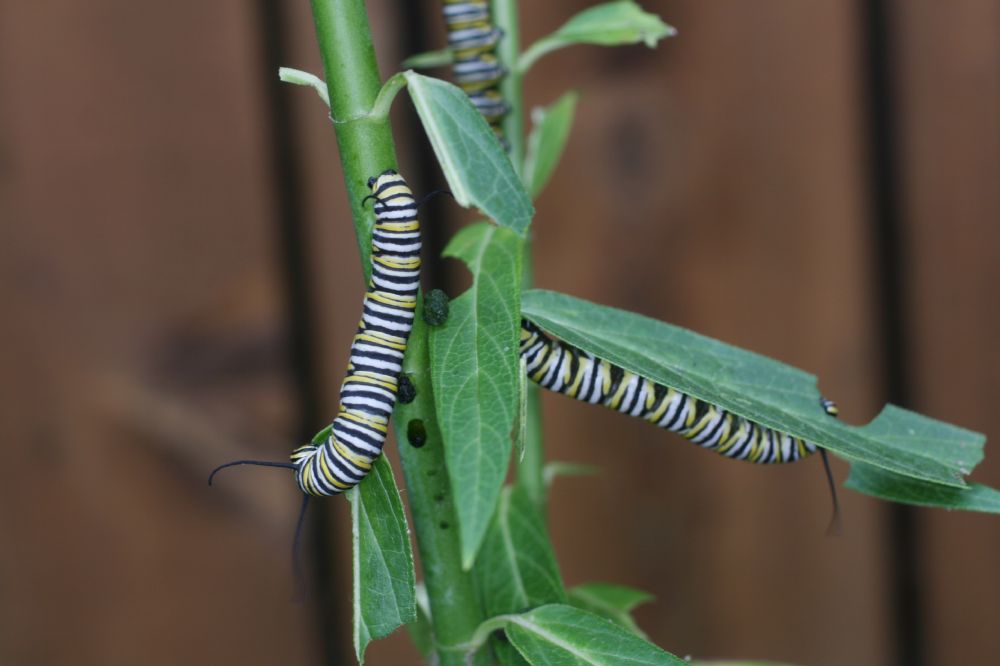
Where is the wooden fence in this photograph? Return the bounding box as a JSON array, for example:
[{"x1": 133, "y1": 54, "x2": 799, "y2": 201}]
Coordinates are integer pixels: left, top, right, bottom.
[{"x1": 1, "y1": 1, "x2": 997, "y2": 664}]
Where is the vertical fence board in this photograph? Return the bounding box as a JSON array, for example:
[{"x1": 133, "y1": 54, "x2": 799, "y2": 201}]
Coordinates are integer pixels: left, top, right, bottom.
[
  {"x1": 0, "y1": 1, "x2": 316, "y2": 663},
  {"x1": 894, "y1": 2, "x2": 1000, "y2": 664},
  {"x1": 2, "y1": 1, "x2": 996, "y2": 664}
]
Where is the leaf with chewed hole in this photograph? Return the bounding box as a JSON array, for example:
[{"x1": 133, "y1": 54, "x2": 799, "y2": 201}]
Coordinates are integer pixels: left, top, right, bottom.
[
  {"x1": 521, "y1": 289, "x2": 986, "y2": 490},
  {"x1": 847, "y1": 462, "x2": 1000, "y2": 513}
]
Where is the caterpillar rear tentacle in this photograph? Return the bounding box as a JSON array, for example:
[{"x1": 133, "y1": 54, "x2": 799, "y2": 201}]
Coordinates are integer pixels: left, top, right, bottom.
[
  {"x1": 818, "y1": 398, "x2": 842, "y2": 534},
  {"x1": 519, "y1": 319, "x2": 842, "y2": 523}
]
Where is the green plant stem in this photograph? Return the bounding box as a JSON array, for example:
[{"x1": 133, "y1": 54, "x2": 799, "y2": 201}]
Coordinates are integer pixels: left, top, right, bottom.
[
  {"x1": 394, "y1": 311, "x2": 491, "y2": 666},
  {"x1": 310, "y1": 0, "x2": 395, "y2": 276},
  {"x1": 494, "y1": 0, "x2": 525, "y2": 171},
  {"x1": 518, "y1": 268, "x2": 547, "y2": 510},
  {"x1": 494, "y1": 0, "x2": 546, "y2": 511},
  {"x1": 308, "y1": 1, "x2": 487, "y2": 663}
]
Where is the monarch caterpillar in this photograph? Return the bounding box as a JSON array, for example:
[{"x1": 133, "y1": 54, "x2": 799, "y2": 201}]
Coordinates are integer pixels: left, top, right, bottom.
[
  {"x1": 519, "y1": 319, "x2": 841, "y2": 516},
  {"x1": 210, "y1": 169, "x2": 420, "y2": 496},
  {"x1": 442, "y1": 0, "x2": 508, "y2": 139}
]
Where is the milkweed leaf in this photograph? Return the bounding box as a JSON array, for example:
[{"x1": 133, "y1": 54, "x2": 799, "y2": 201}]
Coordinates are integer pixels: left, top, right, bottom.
[
  {"x1": 519, "y1": 1, "x2": 676, "y2": 73},
  {"x1": 405, "y1": 72, "x2": 533, "y2": 235},
  {"x1": 524, "y1": 91, "x2": 579, "y2": 199},
  {"x1": 477, "y1": 486, "x2": 566, "y2": 616},
  {"x1": 349, "y1": 455, "x2": 416, "y2": 662},
  {"x1": 846, "y1": 462, "x2": 1000, "y2": 513},
  {"x1": 521, "y1": 289, "x2": 986, "y2": 491},
  {"x1": 568, "y1": 582, "x2": 654, "y2": 639},
  {"x1": 477, "y1": 485, "x2": 566, "y2": 663},
  {"x1": 430, "y1": 223, "x2": 523, "y2": 567},
  {"x1": 501, "y1": 604, "x2": 687, "y2": 665}
]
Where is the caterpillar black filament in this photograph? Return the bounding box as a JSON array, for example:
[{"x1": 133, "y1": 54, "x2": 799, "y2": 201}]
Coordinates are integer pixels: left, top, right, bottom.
[
  {"x1": 519, "y1": 319, "x2": 836, "y2": 465},
  {"x1": 210, "y1": 169, "x2": 420, "y2": 496},
  {"x1": 442, "y1": 0, "x2": 508, "y2": 139}
]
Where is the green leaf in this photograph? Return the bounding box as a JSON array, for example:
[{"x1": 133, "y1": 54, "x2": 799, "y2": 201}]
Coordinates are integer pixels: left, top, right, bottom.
[
  {"x1": 503, "y1": 604, "x2": 687, "y2": 665},
  {"x1": 521, "y1": 289, "x2": 986, "y2": 489},
  {"x1": 403, "y1": 47, "x2": 453, "y2": 69},
  {"x1": 278, "y1": 66, "x2": 330, "y2": 107},
  {"x1": 478, "y1": 486, "x2": 567, "y2": 616},
  {"x1": 404, "y1": 71, "x2": 534, "y2": 235},
  {"x1": 349, "y1": 454, "x2": 417, "y2": 662},
  {"x1": 478, "y1": 485, "x2": 565, "y2": 665},
  {"x1": 519, "y1": 1, "x2": 677, "y2": 73},
  {"x1": 567, "y1": 582, "x2": 653, "y2": 639},
  {"x1": 495, "y1": 641, "x2": 532, "y2": 666},
  {"x1": 846, "y1": 462, "x2": 1000, "y2": 513},
  {"x1": 430, "y1": 223, "x2": 523, "y2": 567},
  {"x1": 524, "y1": 92, "x2": 579, "y2": 199}
]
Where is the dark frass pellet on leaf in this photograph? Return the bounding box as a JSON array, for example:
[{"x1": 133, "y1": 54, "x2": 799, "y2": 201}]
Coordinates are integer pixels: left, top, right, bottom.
[
  {"x1": 423, "y1": 289, "x2": 450, "y2": 326},
  {"x1": 407, "y1": 419, "x2": 427, "y2": 448},
  {"x1": 398, "y1": 374, "x2": 417, "y2": 404}
]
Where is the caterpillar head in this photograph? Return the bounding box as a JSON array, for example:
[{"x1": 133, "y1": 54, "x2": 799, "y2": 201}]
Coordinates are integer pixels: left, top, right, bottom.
[{"x1": 367, "y1": 168, "x2": 400, "y2": 191}]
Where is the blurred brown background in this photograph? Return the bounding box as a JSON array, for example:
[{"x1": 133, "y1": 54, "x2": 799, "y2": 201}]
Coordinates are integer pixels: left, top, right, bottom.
[{"x1": 1, "y1": 1, "x2": 998, "y2": 665}]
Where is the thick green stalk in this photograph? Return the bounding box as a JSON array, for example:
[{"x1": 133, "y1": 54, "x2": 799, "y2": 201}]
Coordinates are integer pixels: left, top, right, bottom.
[
  {"x1": 308, "y1": 1, "x2": 487, "y2": 663},
  {"x1": 493, "y1": 0, "x2": 546, "y2": 510},
  {"x1": 310, "y1": 0, "x2": 395, "y2": 276},
  {"x1": 393, "y1": 309, "x2": 490, "y2": 666}
]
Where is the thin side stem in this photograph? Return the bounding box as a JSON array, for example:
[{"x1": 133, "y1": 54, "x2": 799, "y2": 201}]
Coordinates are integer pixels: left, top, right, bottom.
[
  {"x1": 308, "y1": 1, "x2": 487, "y2": 663},
  {"x1": 494, "y1": 0, "x2": 525, "y2": 171}
]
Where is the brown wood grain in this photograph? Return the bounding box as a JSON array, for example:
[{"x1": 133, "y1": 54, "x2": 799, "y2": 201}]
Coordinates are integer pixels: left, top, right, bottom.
[
  {"x1": 1, "y1": 1, "x2": 996, "y2": 665},
  {"x1": 0, "y1": 1, "x2": 318, "y2": 664},
  {"x1": 893, "y1": 2, "x2": 1000, "y2": 664}
]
